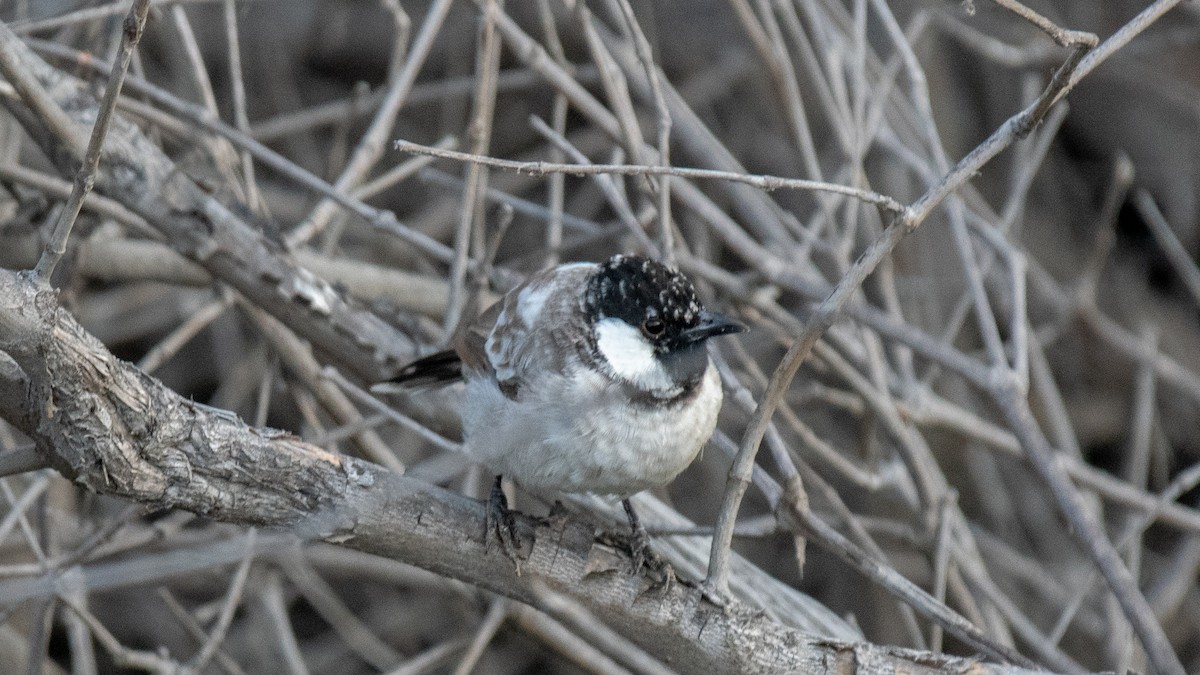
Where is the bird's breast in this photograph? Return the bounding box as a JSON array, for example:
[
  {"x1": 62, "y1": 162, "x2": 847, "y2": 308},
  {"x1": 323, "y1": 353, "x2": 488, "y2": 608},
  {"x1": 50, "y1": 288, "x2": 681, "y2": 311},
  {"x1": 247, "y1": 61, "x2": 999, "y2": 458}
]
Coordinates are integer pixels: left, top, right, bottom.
[{"x1": 462, "y1": 360, "x2": 723, "y2": 496}]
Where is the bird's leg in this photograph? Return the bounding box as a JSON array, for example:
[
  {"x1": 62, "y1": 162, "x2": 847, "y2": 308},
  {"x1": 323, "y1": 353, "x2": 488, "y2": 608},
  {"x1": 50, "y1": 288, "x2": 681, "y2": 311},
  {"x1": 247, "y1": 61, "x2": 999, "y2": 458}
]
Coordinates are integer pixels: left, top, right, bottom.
[
  {"x1": 485, "y1": 475, "x2": 522, "y2": 563},
  {"x1": 622, "y1": 499, "x2": 673, "y2": 587}
]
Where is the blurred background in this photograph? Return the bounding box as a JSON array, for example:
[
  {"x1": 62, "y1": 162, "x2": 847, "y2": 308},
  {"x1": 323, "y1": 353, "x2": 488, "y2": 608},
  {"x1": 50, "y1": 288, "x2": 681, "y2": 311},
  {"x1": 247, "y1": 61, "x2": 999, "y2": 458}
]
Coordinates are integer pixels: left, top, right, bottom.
[{"x1": 0, "y1": 0, "x2": 1198, "y2": 672}]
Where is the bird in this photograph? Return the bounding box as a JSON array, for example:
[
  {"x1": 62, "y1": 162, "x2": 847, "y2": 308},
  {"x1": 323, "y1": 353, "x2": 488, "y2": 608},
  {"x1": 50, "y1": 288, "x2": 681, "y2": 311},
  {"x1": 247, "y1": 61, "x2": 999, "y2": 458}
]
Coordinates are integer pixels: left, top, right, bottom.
[{"x1": 375, "y1": 254, "x2": 745, "y2": 571}]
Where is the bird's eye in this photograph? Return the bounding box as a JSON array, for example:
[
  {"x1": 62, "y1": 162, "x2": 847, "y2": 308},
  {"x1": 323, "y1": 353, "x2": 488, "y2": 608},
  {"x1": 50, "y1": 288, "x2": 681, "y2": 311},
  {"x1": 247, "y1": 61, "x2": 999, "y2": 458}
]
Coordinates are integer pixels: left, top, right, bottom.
[{"x1": 641, "y1": 316, "x2": 665, "y2": 338}]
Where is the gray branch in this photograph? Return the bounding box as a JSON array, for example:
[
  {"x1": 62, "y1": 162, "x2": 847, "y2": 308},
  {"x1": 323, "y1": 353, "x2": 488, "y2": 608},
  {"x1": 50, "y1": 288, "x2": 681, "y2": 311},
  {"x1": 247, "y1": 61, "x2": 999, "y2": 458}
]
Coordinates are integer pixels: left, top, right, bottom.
[
  {"x1": 0, "y1": 268, "x2": 1041, "y2": 674},
  {"x1": 0, "y1": 21, "x2": 414, "y2": 381}
]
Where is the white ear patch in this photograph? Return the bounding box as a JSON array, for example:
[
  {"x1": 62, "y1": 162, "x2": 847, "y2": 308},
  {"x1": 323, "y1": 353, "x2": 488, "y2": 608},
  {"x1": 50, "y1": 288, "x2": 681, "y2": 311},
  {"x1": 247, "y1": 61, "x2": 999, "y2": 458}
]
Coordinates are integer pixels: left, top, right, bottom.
[{"x1": 594, "y1": 318, "x2": 677, "y2": 393}]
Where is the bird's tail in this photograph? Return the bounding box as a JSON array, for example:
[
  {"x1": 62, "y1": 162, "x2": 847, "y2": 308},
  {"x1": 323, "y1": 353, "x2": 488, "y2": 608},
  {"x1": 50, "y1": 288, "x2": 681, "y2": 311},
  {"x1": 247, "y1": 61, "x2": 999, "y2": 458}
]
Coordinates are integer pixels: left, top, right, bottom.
[{"x1": 370, "y1": 349, "x2": 464, "y2": 393}]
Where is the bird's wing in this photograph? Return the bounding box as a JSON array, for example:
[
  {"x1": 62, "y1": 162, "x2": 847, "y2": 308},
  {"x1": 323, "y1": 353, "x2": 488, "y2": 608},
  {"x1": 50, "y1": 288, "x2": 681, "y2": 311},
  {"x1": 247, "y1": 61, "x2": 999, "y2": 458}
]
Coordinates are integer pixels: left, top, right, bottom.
[
  {"x1": 479, "y1": 276, "x2": 542, "y2": 397},
  {"x1": 456, "y1": 300, "x2": 501, "y2": 374},
  {"x1": 483, "y1": 263, "x2": 596, "y2": 397},
  {"x1": 376, "y1": 263, "x2": 593, "y2": 397}
]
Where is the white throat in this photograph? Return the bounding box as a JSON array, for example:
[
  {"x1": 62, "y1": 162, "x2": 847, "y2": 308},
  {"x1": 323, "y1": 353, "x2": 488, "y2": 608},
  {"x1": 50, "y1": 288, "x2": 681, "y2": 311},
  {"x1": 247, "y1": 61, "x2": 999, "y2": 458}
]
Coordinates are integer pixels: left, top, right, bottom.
[{"x1": 594, "y1": 318, "x2": 678, "y2": 394}]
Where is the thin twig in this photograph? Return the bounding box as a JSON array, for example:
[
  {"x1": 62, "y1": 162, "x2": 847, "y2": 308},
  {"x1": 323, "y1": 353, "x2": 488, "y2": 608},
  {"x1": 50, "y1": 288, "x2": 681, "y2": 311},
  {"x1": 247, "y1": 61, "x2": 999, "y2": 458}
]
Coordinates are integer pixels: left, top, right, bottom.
[
  {"x1": 278, "y1": 553, "x2": 402, "y2": 670},
  {"x1": 451, "y1": 598, "x2": 507, "y2": 675},
  {"x1": 23, "y1": 38, "x2": 454, "y2": 262},
  {"x1": 611, "y1": 0, "x2": 675, "y2": 261},
  {"x1": 259, "y1": 570, "x2": 310, "y2": 675},
  {"x1": 702, "y1": 9, "x2": 1105, "y2": 601},
  {"x1": 158, "y1": 589, "x2": 251, "y2": 675},
  {"x1": 223, "y1": 0, "x2": 261, "y2": 211},
  {"x1": 10, "y1": 0, "x2": 201, "y2": 35},
  {"x1": 288, "y1": 0, "x2": 444, "y2": 247},
  {"x1": 181, "y1": 529, "x2": 257, "y2": 675},
  {"x1": 1136, "y1": 189, "x2": 1200, "y2": 307},
  {"x1": 991, "y1": 381, "x2": 1184, "y2": 675},
  {"x1": 32, "y1": 0, "x2": 151, "y2": 283},
  {"x1": 989, "y1": 0, "x2": 1099, "y2": 48},
  {"x1": 443, "y1": 0, "x2": 503, "y2": 337},
  {"x1": 242, "y1": 302, "x2": 403, "y2": 471},
  {"x1": 394, "y1": 138, "x2": 905, "y2": 213}
]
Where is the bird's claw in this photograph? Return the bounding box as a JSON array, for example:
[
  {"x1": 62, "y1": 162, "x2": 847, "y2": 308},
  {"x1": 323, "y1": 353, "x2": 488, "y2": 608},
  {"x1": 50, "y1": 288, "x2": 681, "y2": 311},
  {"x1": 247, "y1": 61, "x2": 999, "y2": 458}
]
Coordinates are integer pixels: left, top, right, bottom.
[
  {"x1": 484, "y1": 477, "x2": 525, "y2": 570},
  {"x1": 627, "y1": 519, "x2": 675, "y2": 591}
]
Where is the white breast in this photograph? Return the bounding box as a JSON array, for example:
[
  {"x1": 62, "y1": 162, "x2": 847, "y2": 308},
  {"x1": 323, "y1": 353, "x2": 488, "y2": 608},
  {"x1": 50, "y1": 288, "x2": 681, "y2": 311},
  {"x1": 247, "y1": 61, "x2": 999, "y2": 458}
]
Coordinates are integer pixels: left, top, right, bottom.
[{"x1": 461, "y1": 360, "x2": 723, "y2": 496}]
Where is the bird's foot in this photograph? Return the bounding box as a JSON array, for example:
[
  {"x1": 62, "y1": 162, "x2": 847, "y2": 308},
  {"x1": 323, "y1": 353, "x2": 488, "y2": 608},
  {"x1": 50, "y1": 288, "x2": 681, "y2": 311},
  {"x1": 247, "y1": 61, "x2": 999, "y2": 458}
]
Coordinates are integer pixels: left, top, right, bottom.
[
  {"x1": 623, "y1": 499, "x2": 674, "y2": 591},
  {"x1": 627, "y1": 525, "x2": 675, "y2": 591},
  {"x1": 484, "y1": 477, "x2": 525, "y2": 570},
  {"x1": 546, "y1": 500, "x2": 570, "y2": 521}
]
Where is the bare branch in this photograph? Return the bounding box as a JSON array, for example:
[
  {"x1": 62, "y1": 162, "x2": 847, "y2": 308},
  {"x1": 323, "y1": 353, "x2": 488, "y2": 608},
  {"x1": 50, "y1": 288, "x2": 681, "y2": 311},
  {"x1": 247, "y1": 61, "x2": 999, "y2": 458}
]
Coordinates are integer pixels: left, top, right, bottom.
[{"x1": 0, "y1": 267, "x2": 1031, "y2": 674}]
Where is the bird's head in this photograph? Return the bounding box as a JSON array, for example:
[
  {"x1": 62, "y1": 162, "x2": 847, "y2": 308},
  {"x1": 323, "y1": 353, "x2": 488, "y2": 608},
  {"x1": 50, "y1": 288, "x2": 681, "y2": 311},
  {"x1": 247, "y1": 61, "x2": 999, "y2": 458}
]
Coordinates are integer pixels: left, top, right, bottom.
[{"x1": 583, "y1": 255, "x2": 745, "y2": 397}]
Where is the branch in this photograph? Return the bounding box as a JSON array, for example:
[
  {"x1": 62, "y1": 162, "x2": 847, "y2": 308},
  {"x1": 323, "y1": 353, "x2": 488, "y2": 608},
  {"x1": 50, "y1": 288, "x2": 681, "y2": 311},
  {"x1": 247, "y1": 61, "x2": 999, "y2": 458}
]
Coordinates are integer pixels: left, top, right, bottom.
[
  {"x1": 393, "y1": 139, "x2": 904, "y2": 214},
  {"x1": 0, "y1": 20, "x2": 415, "y2": 381},
  {"x1": 0, "y1": 267, "x2": 1034, "y2": 673},
  {"x1": 32, "y1": 0, "x2": 150, "y2": 282}
]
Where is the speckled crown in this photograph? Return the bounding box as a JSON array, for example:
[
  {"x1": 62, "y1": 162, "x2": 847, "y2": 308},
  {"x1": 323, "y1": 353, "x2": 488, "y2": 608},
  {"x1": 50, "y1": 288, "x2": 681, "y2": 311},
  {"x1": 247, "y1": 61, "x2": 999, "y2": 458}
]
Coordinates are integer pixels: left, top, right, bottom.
[{"x1": 584, "y1": 255, "x2": 702, "y2": 330}]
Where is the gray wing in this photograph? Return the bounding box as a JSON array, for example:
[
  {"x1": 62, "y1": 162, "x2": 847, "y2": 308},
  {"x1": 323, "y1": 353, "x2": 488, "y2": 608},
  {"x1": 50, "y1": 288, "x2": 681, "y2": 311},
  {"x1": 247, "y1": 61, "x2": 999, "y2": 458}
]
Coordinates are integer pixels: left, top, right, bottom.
[
  {"x1": 379, "y1": 263, "x2": 594, "y2": 396},
  {"x1": 484, "y1": 263, "x2": 595, "y2": 398}
]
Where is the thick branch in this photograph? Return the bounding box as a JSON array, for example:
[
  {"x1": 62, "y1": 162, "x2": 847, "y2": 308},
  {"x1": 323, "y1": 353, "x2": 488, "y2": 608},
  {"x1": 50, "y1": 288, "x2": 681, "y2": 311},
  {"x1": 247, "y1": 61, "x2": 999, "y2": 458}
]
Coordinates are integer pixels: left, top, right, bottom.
[
  {"x1": 0, "y1": 268, "x2": 1036, "y2": 674},
  {"x1": 0, "y1": 21, "x2": 414, "y2": 381}
]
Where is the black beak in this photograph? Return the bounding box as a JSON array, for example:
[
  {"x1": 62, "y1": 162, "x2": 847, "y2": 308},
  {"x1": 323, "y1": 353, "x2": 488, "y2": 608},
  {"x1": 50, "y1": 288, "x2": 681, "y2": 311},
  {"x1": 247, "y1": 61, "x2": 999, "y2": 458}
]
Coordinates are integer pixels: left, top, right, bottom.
[{"x1": 679, "y1": 310, "x2": 746, "y2": 345}]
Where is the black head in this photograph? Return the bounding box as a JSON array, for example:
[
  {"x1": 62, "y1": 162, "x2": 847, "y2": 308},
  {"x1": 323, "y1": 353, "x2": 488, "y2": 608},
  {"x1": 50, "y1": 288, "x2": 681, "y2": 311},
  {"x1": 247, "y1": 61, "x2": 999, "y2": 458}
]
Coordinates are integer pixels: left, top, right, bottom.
[
  {"x1": 583, "y1": 255, "x2": 744, "y2": 395},
  {"x1": 584, "y1": 255, "x2": 702, "y2": 349}
]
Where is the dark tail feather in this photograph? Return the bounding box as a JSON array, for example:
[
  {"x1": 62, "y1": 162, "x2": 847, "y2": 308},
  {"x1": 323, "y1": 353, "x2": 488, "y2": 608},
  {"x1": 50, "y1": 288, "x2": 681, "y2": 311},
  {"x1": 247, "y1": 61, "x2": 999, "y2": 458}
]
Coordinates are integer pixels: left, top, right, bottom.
[{"x1": 372, "y1": 349, "x2": 463, "y2": 393}]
